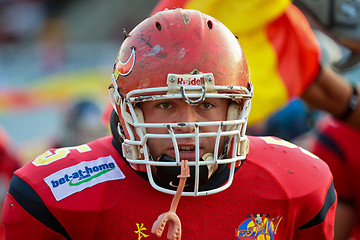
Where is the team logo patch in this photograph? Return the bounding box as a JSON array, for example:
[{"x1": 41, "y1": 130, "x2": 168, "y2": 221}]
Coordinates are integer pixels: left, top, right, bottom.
[
  {"x1": 44, "y1": 156, "x2": 125, "y2": 201},
  {"x1": 235, "y1": 213, "x2": 282, "y2": 240}
]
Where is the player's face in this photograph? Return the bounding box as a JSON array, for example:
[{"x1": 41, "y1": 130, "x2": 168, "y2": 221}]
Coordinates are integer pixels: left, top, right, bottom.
[{"x1": 138, "y1": 98, "x2": 229, "y2": 161}]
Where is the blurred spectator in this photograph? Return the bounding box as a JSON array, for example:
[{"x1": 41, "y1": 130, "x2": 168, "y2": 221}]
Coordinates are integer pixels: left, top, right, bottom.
[
  {"x1": 0, "y1": 0, "x2": 45, "y2": 43},
  {"x1": 39, "y1": 17, "x2": 66, "y2": 73},
  {"x1": 0, "y1": 0, "x2": 71, "y2": 44},
  {"x1": 39, "y1": 0, "x2": 70, "y2": 73}
]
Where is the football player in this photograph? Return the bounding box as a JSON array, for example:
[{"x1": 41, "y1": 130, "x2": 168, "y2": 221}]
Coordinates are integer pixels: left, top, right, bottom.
[{"x1": 2, "y1": 9, "x2": 336, "y2": 239}]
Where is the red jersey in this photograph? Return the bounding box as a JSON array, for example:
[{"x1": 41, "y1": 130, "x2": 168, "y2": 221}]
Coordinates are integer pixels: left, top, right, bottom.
[{"x1": 2, "y1": 135, "x2": 336, "y2": 239}]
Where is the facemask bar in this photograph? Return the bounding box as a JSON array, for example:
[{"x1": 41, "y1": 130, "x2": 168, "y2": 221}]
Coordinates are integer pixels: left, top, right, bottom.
[
  {"x1": 113, "y1": 77, "x2": 253, "y2": 196},
  {"x1": 124, "y1": 103, "x2": 250, "y2": 196},
  {"x1": 141, "y1": 120, "x2": 246, "y2": 196}
]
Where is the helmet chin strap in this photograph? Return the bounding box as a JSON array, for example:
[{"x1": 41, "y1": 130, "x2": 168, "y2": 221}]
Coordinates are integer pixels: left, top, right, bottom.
[{"x1": 153, "y1": 153, "x2": 216, "y2": 191}]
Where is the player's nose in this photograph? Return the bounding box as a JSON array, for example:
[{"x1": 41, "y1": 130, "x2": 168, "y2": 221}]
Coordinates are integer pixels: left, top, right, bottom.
[{"x1": 173, "y1": 105, "x2": 197, "y2": 133}]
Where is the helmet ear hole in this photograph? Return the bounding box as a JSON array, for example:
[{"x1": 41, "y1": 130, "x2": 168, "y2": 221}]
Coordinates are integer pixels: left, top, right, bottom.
[{"x1": 226, "y1": 102, "x2": 241, "y2": 131}]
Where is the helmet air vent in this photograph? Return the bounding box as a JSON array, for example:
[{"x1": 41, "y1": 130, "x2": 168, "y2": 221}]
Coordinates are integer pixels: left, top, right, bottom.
[
  {"x1": 155, "y1": 22, "x2": 162, "y2": 31},
  {"x1": 207, "y1": 20, "x2": 213, "y2": 30}
]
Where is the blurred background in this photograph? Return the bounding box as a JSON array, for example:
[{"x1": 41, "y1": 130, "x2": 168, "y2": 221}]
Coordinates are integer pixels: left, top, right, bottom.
[{"x1": 0, "y1": 0, "x2": 158, "y2": 164}]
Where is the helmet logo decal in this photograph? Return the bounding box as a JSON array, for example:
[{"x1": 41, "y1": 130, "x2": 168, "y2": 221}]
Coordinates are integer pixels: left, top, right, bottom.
[{"x1": 114, "y1": 46, "x2": 136, "y2": 79}]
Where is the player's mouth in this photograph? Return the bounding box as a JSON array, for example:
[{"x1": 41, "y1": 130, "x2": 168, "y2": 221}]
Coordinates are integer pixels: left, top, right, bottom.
[
  {"x1": 174, "y1": 145, "x2": 203, "y2": 161},
  {"x1": 178, "y1": 145, "x2": 195, "y2": 152}
]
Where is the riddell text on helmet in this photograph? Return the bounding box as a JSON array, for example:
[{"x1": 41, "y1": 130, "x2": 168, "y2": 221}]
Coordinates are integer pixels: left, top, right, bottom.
[{"x1": 177, "y1": 77, "x2": 205, "y2": 86}]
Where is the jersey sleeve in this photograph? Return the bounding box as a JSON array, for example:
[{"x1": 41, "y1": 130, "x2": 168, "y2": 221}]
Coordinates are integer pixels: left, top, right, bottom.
[
  {"x1": 2, "y1": 176, "x2": 68, "y2": 239},
  {"x1": 293, "y1": 182, "x2": 337, "y2": 240}
]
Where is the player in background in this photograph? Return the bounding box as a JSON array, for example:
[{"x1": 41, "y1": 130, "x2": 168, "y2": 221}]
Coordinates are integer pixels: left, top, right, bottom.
[
  {"x1": 309, "y1": 116, "x2": 360, "y2": 240},
  {"x1": 2, "y1": 9, "x2": 336, "y2": 239}
]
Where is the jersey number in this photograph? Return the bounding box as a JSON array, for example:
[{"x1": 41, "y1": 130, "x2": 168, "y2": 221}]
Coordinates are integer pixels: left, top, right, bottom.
[
  {"x1": 261, "y1": 137, "x2": 318, "y2": 159},
  {"x1": 32, "y1": 145, "x2": 92, "y2": 166}
]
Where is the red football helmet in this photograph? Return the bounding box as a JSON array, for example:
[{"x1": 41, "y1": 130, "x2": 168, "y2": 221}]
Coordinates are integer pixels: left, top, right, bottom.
[{"x1": 109, "y1": 8, "x2": 252, "y2": 196}]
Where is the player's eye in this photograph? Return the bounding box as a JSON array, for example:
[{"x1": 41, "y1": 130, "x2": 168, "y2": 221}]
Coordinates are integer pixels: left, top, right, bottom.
[
  {"x1": 201, "y1": 102, "x2": 214, "y2": 110},
  {"x1": 158, "y1": 102, "x2": 172, "y2": 109}
]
